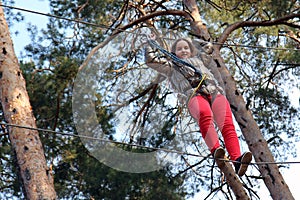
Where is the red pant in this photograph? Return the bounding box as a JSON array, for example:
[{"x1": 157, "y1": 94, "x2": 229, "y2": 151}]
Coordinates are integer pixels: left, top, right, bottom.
[{"x1": 188, "y1": 94, "x2": 241, "y2": 160}]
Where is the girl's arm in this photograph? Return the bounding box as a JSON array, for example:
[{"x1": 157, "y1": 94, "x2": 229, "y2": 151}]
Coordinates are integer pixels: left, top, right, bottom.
[{"x1": 144, "y1": 39, "x2": 173, "y2": 77}]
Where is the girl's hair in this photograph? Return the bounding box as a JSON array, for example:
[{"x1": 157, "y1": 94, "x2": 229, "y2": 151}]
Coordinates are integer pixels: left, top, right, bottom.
[{"x1": 171, "y1": 38, "x2": 197, "y2": 57}]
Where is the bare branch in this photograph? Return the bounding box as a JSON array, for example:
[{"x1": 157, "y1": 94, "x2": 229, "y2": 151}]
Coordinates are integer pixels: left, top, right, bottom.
[
  {"x1": 284, "y1": 29, "x2": 300, "y2": 45},
  {"x1": 217, "y1": 13, "x2": 300, "y2": 49},
  {"x1": 78, "y1": 10, "x2": 189, "y2": 71},
  {"x1": 108, "y1": 0, "x2": 130, "y2": 33},
  {"x1": 183, "y1": 0, "x2": 211, "y2": 40},
  {"x1": 174, "y1": 155, "x2": 209, "y2": 178}
]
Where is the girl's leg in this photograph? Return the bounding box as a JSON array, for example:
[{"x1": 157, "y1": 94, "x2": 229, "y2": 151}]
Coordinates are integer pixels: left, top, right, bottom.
[
  {"x1": 188, "y1": 95, "x2": 220, "y2": 153},
  {"x1": 211, "y1": 94, "x2": 241, "y2": 160}
]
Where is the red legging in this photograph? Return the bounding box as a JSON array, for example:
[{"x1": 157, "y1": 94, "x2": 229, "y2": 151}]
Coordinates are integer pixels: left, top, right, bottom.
[{"x1": 188, "y1": 94, "x2": 241, "y2": 160}]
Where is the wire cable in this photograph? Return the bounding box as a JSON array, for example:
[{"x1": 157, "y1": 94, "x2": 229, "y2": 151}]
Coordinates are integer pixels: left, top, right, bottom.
[
  {"x1": 1, "y1": 4, "x2": 300, "y2": 52},
  {"x1": 1, "y1": 122, "x2": 300, "y2": 166},
  {"x1": 0, "y1": 122, "x2": 209, "y2": 159},
  {"x1": 1, "y1": 3, "x2": 109, "y2": 30}
]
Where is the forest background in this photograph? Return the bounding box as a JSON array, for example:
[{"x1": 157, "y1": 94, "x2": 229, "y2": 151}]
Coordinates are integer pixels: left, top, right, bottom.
[{"x1": 1, "y1": 0, "x2": 300, "y2": 199}]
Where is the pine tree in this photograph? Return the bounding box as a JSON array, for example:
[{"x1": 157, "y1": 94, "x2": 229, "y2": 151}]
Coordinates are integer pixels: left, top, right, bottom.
[{"x1": 0, "y1": 5, "x2": 56, "y2": 200}]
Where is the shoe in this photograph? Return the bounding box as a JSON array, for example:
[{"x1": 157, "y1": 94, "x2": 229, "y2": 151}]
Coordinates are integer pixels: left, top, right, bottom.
[
  {"x1": 234, "y1": 152, "x2": 252, "y2": 177},
  {"x1": 213, "y1": 147, "x2": 226, "y2": 168}
]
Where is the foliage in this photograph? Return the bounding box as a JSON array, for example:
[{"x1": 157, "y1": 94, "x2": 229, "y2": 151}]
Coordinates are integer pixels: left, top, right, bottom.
[
  {"x1": 0, "y1": 0, "x2": 299, "y2": 199},
  {"x1": 1, "y1": 0, "x2": 189, "y2": 199}
]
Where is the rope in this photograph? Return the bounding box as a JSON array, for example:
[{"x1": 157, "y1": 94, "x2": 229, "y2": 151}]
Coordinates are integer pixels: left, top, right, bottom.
[
  {"x1": 148, "y1": 39, "x2": 204, "y2": 79},
  {"x1": 188, "y1": 73, "x2": 207, "y2": 103},
  {"x1": 1, "y1": 122, "x2": 300, "y2": 166}
]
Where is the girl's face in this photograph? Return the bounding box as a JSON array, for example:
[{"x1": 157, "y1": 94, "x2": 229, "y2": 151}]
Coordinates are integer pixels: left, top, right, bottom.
[{"x1": 175, "y1": 40, "x2": 192, "y2": 59}]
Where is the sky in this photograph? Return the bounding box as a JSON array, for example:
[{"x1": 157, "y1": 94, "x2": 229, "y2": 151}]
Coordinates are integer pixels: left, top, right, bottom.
[{"x1": 5, "y1": 0, "x2": 300, "y2": 199}]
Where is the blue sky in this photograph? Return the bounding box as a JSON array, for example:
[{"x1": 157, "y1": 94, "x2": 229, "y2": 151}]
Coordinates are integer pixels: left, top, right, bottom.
[{"x1": 10, "y1": 0, "x2": 50, "y2": 57}]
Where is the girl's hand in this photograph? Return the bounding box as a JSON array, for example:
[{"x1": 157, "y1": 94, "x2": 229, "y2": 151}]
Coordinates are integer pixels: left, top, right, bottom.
[{"x1": 149, "y1": 33, "x2": 156, "y2": 40}]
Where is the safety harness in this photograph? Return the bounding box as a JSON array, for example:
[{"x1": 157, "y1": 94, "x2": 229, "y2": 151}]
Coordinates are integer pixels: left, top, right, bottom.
[{"x1": 148, "y1": 39, "x2": 207, "y2": 95}]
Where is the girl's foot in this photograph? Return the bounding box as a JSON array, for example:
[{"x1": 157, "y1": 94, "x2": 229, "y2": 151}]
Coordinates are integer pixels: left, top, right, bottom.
[
  {"x1": 234, "y1": 152, "x2": 252, "y2": 176},
  {"x1": 213, "y1": 147, "x2": 226, "y2": 168}
]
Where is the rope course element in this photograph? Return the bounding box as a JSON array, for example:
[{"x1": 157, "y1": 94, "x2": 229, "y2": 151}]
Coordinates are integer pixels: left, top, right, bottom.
[
  {"x1": 2, "y1": 4, "x2": 300, "y2": 52},
  {"x1": 1, "y1": 122, "x2": 300, "y2": 166}
]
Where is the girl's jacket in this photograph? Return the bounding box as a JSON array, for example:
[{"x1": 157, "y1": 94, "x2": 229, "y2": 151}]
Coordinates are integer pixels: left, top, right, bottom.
[{"x1": 144, "y1": 39, "x2": 224, "y2": 103}]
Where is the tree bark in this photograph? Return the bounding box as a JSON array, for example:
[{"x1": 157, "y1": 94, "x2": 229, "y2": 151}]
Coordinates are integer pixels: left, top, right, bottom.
[
  {"x1": 183, "y1": 0, "x2": 295, "y2": 199},
  {"x1": 212, "y1": 47, "x2": 294, "y2": 200},
  {"x1": 218, "y1": 162, "x2": 250, "y2": 200},
  {"x1": 182, "y1": 1, "x2": 250, "y2": 199},
  {"x1": 0, "y1": 5, "x2": 57, "y2": 200}
]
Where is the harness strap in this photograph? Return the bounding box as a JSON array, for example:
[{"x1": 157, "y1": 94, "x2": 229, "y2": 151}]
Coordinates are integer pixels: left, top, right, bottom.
[
  {"x1": 147, "y1": 38, "x2": 219, "y2": 106},
  {"x1": 188, "y1": 74, "x2": 207, "y2": 102},
  {"x1": 148, "y1": 39, "x2": 204, "y2": 81}
]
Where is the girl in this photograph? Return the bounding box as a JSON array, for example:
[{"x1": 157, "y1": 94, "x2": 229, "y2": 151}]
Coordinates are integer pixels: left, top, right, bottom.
[{"x1": 145, "y1": 36, "x2": 252, "y2": 176}]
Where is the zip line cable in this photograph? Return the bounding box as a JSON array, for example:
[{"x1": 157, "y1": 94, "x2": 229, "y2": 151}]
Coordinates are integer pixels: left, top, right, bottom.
[
  {"x1": 2, "y1": 4, "x2": 300, "y2": 52},
  {"x1": 0, "y1": 122, "x2": 207, "y2": 159},
  {"x1": 1, "y1": 4, "x2": 109, "y2": 30},
  {"x1": 1, "y1": 122, "x2": 300, "y2": 166}
]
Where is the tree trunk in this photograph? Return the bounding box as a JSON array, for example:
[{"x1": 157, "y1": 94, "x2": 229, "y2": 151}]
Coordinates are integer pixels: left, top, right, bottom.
[
  {"x1": 183, "y1": 0, "x2": 295, "y2": 199},
  {"x1": 0, "y1": 5, "x2": 57, "y2": 200},
  {"x1": 182, "y1": 2, "x2": 250, "y2": 199},
  {"x1": 218, "y1": 161, "x2": 250, "y2": 200},
  {"x1": 212, "y1": 47, "x2": 294, "y2": 200}
]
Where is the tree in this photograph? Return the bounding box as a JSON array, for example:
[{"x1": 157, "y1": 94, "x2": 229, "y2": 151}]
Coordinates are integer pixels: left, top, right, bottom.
[
  {"x1": 0, "y1": 5, "x2": 56, "y2": 200},
  {"x1": 77, "y1": 0, "x2": 299, "y2": 199},
  {"x1": 182, "y1": 0, "x2": 297, "y2": 199},
  {"x1": 2, "y1": 0, "x2": 299, "y2": 199},
  {"x1": 1, "y1": 0, "x2": 189, "y2": 199}
]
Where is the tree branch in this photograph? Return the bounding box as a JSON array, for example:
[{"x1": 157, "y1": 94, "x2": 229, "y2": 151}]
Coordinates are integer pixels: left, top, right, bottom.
[
  {"x1": 78, "y1": 10, "x2": 189, "y2": 71},
  {"x1": 284, "y1": 29, "x2": 300, "y2": 45},
  {"x1": 217, "y1": 13, "x2": 300, "y2": 49}
]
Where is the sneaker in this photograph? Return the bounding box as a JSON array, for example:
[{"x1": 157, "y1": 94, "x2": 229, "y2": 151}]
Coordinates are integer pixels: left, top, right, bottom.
[
  {"x1": 213, "y1": 147, "x2": 226, "y2": 168},
  {"x1": 234, "y1": 152, "x2": 252, "y2": 177}
]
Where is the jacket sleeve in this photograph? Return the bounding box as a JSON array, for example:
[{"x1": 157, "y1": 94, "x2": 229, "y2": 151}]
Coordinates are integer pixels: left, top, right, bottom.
[{"x1": 144, "y1": 43, "x2": 173, "y2": 77}]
